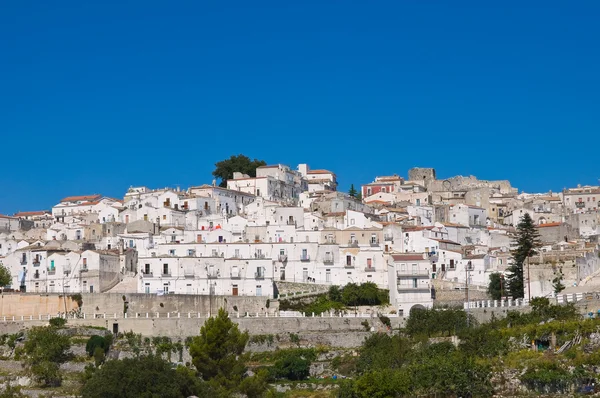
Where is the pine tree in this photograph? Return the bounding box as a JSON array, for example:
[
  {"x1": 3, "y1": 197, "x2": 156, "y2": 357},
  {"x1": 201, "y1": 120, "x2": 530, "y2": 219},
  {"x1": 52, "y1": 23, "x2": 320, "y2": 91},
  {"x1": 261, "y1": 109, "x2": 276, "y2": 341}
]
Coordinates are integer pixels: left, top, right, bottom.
[
  {"x1": 552, "y1": 273, "x2": 566, "y2": 294},
  {"x1": 506, "y1": 213, "x2": 541, "y2": 299},
  {"x1": 348, "y1": 184, "x2": 358, "y2": 198}
]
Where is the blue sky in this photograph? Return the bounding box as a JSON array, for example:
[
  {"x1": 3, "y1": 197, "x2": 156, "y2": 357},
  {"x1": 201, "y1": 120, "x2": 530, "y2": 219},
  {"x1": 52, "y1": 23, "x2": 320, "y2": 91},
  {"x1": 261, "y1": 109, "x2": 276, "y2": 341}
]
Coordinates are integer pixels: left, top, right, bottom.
[{"x1": 1, "y1": 1, "x2": 599, "y2": 215}]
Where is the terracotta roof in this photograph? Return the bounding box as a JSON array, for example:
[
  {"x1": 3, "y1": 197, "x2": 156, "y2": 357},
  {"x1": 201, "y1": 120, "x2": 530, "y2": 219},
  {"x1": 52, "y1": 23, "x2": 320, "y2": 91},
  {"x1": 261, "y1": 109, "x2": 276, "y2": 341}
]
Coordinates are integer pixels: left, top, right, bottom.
[
  {"x1": 14, "y1": 211, "x2": 50, "y2": 217},
  {"x1": 464, "y1": 254, "x2": 487, "y2": 259},
  {"x1": 392, "y1": 254, "x2": 427, "y2": 261},
  {"x1": 537, "y1": 222, "x2": 562, "y2": 228},
  {"x1": 307, "y1": 169, "x2": 334, "y2": 175},
  {"x1": 60, "y1": 194, "x2": 101, "y2": 203},
  {"x1": 402, "y1": 226, "x2": 434, "y2": 232}
]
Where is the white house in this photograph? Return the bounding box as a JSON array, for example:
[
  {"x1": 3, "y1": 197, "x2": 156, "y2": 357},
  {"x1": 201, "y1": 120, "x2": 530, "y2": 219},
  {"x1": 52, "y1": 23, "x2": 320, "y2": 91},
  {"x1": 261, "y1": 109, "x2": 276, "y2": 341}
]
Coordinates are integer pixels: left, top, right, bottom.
[{"x1": 388, "y1": 253, "x2": 433, "y2": 316}]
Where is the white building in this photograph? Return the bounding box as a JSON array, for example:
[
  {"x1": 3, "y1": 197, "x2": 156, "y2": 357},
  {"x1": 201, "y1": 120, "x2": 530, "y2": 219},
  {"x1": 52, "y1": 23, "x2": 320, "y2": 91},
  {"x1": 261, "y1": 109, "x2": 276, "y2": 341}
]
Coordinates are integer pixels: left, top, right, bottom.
[{"x1": 388, "y1": 253, "x2": 433, "y2": 316}]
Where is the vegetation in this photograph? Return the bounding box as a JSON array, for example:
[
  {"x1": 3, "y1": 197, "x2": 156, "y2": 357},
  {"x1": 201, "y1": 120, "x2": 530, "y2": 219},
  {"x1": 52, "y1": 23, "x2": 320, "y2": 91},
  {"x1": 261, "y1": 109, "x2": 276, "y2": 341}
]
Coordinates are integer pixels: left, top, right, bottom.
[
  {"x1": 81, "y1": 355, "x2": 210, "y2": 398},
  {"x1": 405, "y1": 307, "x2": 474, "y2": 337},
  {"x1": 49, "y1": 317, "x2": 67, "y2": 328},
  {"x1": 506, "y1": 213, "x2": 541, "y2": 298},
  {"x1": 189, "y1": 308, "x2": 266, "y2": 396},
  {"x1": 212, "y1": 154, "x2": 266, "y2": 188},
  {"x1": 23, "y1": 326, "x2": 71, "y2": 387},
  {"x1": 553, "y1": 272, "x2": 566, "y2": 294},
  {"x1": 86, "y1": 335, "x2": 110, "y2": 357},
  {"x1": 280, "y1": 283, "x2": 389, "y2": 315},
  {"x1": 487, "y1": 272, "x2": 504, "y2": 300},
  {"x1": 348, "y1": 184, "x2": 358, "y2": 198},
  {"x1": 0, "y1": 264, "x2": 11, "y2": 289}
]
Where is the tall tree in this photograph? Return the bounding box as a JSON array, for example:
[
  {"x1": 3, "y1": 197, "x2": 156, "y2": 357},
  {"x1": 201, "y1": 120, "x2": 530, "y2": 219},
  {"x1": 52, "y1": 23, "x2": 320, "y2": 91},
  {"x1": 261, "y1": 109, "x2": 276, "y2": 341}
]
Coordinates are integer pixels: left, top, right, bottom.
[
  {"x1": 0, "y1": 264, "x2": 11, "y2": 291},
  {"x1": 487, "y1": 272, "x2": 503, "y2": 300},
  {"x1": 348, "y1": 184, "x2": 358, "y2": 198},
  {"x1": 212, "y1": 155, "x2": 266, "y2": 188},
  {"x1": 552, "y1": 272, "x2": 566, "y2": 294},
  {"x1": 506, "y1": 213, "x2": 541, "y2": 299},
  {"x1": 189, "y1": 308, "x2": 250, "y2": 393}
]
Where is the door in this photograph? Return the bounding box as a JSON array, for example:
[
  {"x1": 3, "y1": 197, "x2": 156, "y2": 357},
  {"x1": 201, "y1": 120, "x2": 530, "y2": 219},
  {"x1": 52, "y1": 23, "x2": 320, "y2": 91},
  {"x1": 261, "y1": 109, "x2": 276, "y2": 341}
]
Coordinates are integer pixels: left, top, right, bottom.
[
  {"x1": 346, "y1": 255, "x2": 352, "y2": 266},
  {"x1": 256, "y1": 285, "x2": 262, "y2": 296},
  {"x1": 197, "y1": 234, "x2": 202, "y2": 243},
  {"x1": 112, "y1": 323, "x2": 119, "y2": 335},
  {"x1": 90, "y1": 285, "x2": 94, "y2": 293},
  {"x1": 232, "y1": 285, "x2": 238, "y2": 296}
]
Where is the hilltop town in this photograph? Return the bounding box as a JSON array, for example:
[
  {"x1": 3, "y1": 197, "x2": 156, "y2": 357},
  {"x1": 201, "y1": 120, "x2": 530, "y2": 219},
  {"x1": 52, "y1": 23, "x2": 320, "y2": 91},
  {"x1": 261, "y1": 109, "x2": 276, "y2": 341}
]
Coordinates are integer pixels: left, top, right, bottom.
[{"x1": 1, "y1": 162, "x2": 598, "y2": 314}]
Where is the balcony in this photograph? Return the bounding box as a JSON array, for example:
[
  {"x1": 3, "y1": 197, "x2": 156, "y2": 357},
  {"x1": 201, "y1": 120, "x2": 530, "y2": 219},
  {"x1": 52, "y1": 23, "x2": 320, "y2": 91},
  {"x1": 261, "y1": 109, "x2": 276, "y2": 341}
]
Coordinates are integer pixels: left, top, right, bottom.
[
  {"x1": 397, "y1": 271, "x2": 430, "y2": 278},
  {"x1": 344, "y1": 263, "x2": 355, "y2": 269},
  {"x1": 230, "y1": 272, "x2": 241, "y2": 279},
  {"x1": 142, "y1": 271, "x2": 153, "y2": 277},
  {"x1": 162, "y1": 272, "x2": 172, "y2": 277},
  {"x1": 397, "y1": 286, "x2": 430, "y2": 293},
  {"x1": 20, "y1": 259, "x2": 27, "y2": 265},
  {"x1": 33, "y1": 261, "x2": 40, "y2": 267},
  {"x1": 207, "y1": 272, "x2": 219, "y2": 279},
  {"x1": 47, "y1": 268, "x2": 56, "y2": 275},
  {"x1": 364, "y1": 267, "x2": 376, "y2": 272},
  {"x1": 383, "y1": 235, "x2": 394, "y2": 241},
  {"x1": 278, "y1": 255, "x2": 288, "y2": 263},
  {"x1": 33, "y1": 272, "x2": 40, "y2": 279},
  {"x1": 323, "y1": 257, "x2": 334, "y2": 265},
  {"x1": 347, "y1": 240, "x2": 359, "y2": 248},
  {"x1": 184, "y1": 269, "x2": 194, "y2": 278},
  {"x1": 254, "y1": 272, "x2": 265, "y2": 279},
  {"x1": 300, "y1": 255, "x2": 310, "y2": 262},
  {"x1": 80, "y1": 266, "x2": 89, "y2": 273},
  {"x1": 370, "y1": 240, "x2": 380, "y2": 247}
]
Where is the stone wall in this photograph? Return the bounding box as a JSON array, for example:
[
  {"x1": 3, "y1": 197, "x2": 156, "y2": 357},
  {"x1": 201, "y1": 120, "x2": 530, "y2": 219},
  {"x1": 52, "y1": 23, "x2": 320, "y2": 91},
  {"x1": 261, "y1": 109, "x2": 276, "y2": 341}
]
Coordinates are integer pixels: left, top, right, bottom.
[{"x1": 0, "y1": 293, "x2": 278, "y2": 318}]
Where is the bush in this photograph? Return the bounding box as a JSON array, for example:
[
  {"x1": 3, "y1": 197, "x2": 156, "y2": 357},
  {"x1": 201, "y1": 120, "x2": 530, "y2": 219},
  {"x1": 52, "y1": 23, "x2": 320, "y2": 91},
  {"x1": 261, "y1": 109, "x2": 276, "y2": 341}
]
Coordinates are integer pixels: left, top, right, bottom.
[
  {"x1": 270, "y1": 350, "x2": 312, "y2": 381},
  {"x1": 23, "y1": 326, "x2": 71, "y2": 386},
  {"x1": 80, "y1": 355, "x2": 210, "y2": 398},
  {"x1": 86, "y1": 335, "x2": 109, "y2": 357},
  {"x1": 49, "y1": 317, "x2": 67, "y2": 328},
  {"x1": 93, "y1": 347, "x2": 105, "y2": 367}
]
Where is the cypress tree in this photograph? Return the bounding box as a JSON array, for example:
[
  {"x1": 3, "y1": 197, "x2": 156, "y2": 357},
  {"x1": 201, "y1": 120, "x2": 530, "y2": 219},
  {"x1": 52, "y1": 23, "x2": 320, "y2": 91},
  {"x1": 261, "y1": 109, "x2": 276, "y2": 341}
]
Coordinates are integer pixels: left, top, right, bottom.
[{"x1": 506, "y1": 213, "x2": 541, "y2": 299}]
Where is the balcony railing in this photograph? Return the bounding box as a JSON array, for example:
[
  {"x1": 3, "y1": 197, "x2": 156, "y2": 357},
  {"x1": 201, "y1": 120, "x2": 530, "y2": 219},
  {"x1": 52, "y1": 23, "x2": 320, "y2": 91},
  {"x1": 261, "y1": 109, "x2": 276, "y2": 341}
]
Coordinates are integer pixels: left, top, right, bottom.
[
  {"x1": 254, "y1": 272, "x2": 265, "y2": 279},
  {"x1": 142, "y1": 271, "x2": 153, "y2": 277},
  {"x1": 344, "y1": 263, "x2": 354, "y2": 269},
  {"x1": 370, "y1": 240, "x2": 380, "y2": 247},
  {"x1": 323, "y1": 257, "x2": 334, "y2": 265},
  {"x1": 20, "y1": 259, "x2": 27, "y2": 265},
  {"x1": 207, "y1": 273, "x2": 219, "y2": 279},
  {"x1": 347, "y1": 240, "x2": 359, "y2": 248},
  {"x1": 80, "y1": 266, "x2": 88, "y2": 273},
  {"x1": 364, "y1": 267, "x2": 376, "y2": 272},
  {"x1": 383, "y1": 235, "x2": 394, "y2": 241},
  {"x1": 162, "y1": 272, "x2": 171, "y2": 277},
  {"x1": 300, "y1": 255, "x2": 310, "y2": 262},
  {"x1": 230, "y1": 272, "x2": 241, "y2": 279},
  {"x1": 397, "y1": 271, "x2": 429, "y2": 278},
  {"x1": 47, "y1": 268, "x2": 56, "y2": 275},
  {"x1": 278, "y1": 255, "x2": 288, "y2": 263},
  {"x1": 33, "y1": 272, "x2": 40, "y2": 279},
  {"x1": 184, "y1": 269, "x2": 194, "y2": 277},
  {"x1": 397, "y1": 286, "x2": 430, "y2": 293},
  {"x1": 33, "y1": 261, "x2": 40, "y2": 267}
]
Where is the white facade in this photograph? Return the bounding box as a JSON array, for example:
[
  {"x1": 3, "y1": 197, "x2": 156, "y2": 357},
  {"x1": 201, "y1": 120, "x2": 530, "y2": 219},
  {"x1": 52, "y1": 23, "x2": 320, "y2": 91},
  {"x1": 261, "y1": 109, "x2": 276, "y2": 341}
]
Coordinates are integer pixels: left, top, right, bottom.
[{"x1": 388, "y1": 253, "x2": 433, "y2": 315}]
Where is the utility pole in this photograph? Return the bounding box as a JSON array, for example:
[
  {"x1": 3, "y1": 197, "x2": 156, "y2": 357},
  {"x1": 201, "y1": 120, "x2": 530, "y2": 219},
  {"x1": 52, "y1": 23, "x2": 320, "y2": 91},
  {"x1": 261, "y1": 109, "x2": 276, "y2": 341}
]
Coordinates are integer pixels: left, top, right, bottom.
[{"x1": 466, "y1": 261, "x2": 471, "y2": 326}]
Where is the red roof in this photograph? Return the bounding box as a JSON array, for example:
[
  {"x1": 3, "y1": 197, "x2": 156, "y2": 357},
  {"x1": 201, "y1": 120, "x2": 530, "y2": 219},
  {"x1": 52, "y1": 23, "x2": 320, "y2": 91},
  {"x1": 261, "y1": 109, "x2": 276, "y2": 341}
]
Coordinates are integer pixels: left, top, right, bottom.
[
  {"x1": 60, "y1": 194, "x2": 101, "y2": 203},
  {"x1": 537, "y1": 222, "x2": 562, "y2": 228},
  {"x1": 13, "y1": 211, "x2": 50, "y2": 217},
  {"x1": 392, "y1": 254, "x2": 427, "y2": 261},
  {"x1": 307, "y1": 169, "x2": 334, "y2": 175}
]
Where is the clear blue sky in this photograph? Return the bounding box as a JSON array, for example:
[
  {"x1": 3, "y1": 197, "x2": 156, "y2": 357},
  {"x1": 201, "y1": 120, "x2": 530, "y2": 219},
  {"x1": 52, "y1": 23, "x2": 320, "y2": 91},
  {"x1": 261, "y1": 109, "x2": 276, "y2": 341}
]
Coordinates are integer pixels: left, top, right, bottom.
[{"x1": 1, "y1": 1, "x2": 599, "y2": 215}]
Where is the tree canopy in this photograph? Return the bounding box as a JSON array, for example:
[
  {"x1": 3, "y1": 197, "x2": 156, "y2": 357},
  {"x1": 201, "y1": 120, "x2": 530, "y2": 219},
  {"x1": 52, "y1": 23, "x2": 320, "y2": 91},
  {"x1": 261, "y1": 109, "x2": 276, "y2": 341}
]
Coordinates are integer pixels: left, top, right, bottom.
[
  {"x1": 81, "y1": 355, "x2": 209, "y2": 398},
  {"x1": 487, "y1": 272, "x2": 504, "y2": 300},
  {"x1": 23, "y1": 326, "x2": 71, "y2": 386},
  {"x1": 506, "y1": 213, "x2": 541, "y2": 299},
  {"x1": 348, "y1": 184, "x2": 358, "y2": 198},
  {"x1": 212, "y1": 154, "x2": 266, "y2": 188},
  {"x1": 188, "y1": 308, "x2": 250, "y2": 393},
  {"x1": 0, "y1": 263, "x2": 11, "y2": 288}
]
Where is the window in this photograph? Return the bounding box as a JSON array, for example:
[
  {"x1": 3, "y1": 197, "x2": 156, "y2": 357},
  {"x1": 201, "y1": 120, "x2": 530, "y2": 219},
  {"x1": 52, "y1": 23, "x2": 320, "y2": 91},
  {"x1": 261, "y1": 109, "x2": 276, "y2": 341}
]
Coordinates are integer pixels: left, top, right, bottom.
[
  {"x1": 163, "y1": 283, "x2": 169, "y2": 294},
  {"x1": 412, "y1": 264, "x2": 417, "y2": 274},
  {"x1": 163, "y1": 263, "x2": 169, "y2": 275},
  {"x1": 367, "y1": 258, "x2": 372, "y2": 268},
  {"x1": 449, "y1": 259, "x2": 455, "y2": 269},
  {"x1": 163, "y1": 215, "x2": 167, "y2": 220},
  {"x1": 256, "y1": 285, "x2": 262, "y2": 296},
  {"x1": 346, "y1": 255, "x2": 352, "y2": 266},
  {"x1": 326, "y1": 269, "x2": 331, "y2": 283},
  {"x1": 280, "y1": 249, "x2": 285, "y2": 256},
  {"x1": 144, "y1": 264, "x2": 150, "y2": 274},
  {"x1": 235, "y1": 249, "x2": 240, "y2": 258},
  {"x1": 83, "y1": 258, "x2": 87, "y2": 266},
  {"x1": 188, "y1": 249, "x2": 195, "y2": 256},
  {"x1": 400, "y1": 263, "x2": 406, "y2": 271},
  {"x1": 50, "y1": 260, "x2": 55, "y2": 270},
  {"x1": 129, "y1": 239, "x2": 134, "y2": 248},
  {"x1": 412, "y1": 278, "x2": 418, "y2": 288}
]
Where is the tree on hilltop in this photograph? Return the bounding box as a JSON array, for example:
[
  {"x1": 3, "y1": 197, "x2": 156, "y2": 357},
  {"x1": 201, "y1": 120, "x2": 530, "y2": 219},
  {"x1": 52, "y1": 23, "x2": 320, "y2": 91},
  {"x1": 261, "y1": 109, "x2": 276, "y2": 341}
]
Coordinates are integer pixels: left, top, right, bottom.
[{"x1": 212, "y1": 155, "x2": 266, "y2": 188}]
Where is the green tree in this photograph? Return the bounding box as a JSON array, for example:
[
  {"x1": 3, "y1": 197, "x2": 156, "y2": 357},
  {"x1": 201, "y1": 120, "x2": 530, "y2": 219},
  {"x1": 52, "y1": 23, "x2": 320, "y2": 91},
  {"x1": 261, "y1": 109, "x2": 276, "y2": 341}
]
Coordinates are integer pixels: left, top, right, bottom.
[
  {"x1": 358, "y1": 282, "x2": 379, "y2": 305},
  {"x1": 552, "y1": 273, "x2": 566, "y2": 294},
  {"x1": 506, "y1": 213, "x2": 541, "y2": 299},
  {"x1": 348, "y1": 184, "x2": 358, "y2": 198},
  {"x1": 86, "y1": 335, "x2": 110, "y2": 357},
  {"x1": 356, "y1": 192, "x2": 362, "y2": 202},
  {"x1": 487, "y1": 272, "x2": 504, "y2": 300},
  {"x1": 23, "y1": 326, "x2": 71, "y2": 386},
  {"x1": 0, "y1": 264, "x2": 11, "y2": 290},
  {"x1": 189, "y1": 308, "x2": 250, "y2": 392},
  {"x1": 80, "y1": 355, "x2": 209, "y2": 398},
  {"x1": 212, "y1": 155, "x2": 266, "y2": 188},
  {"x1": 341, "y1": 283, "x2": 361, "y2": 307},
  {"x1": 271, "y1": 350, "x2": 312, "y2": 381},
  {"x1": 328, "y1": 285, "x2": 342, "y2": 302}
]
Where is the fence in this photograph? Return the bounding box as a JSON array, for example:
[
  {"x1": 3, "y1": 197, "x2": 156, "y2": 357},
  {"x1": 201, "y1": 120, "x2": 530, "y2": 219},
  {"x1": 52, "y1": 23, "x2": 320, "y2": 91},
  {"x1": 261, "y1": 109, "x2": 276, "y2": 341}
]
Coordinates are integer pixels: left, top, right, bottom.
[
  {"x1": 0, "y1": 310, "x2": 401, "y2": 323},
  {"x1": 464, "y1": 292, "x2": 600, "y2": 309}
]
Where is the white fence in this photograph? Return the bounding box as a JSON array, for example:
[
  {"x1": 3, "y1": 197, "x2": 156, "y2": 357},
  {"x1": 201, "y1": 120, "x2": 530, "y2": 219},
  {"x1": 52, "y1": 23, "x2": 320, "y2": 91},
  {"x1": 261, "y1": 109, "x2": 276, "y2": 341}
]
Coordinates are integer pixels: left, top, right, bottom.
[
  {"x1": 0, "y1": 310, "x2": 400, "y2": 323},
  {"x1": 464, "y1": 292, "x2": 600, "y2": 310}
]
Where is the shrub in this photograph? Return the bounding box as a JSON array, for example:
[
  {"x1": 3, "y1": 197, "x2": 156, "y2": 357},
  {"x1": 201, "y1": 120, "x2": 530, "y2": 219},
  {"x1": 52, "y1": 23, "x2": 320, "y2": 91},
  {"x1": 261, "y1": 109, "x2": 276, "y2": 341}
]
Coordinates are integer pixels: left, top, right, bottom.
[
  {"x1": 361, "y1": 320, "x2": 370, "y2": 331},
  {"x1": 93, "y1": 347, "x2": 105, "y2": 367},
  {"x1": 49, "y1": 317, "x2": 67, "y2": 328},
  {"x1": 86, "y1": 335, "x2": 109, "y2": 357},
  {"x1": 271, "y1": 350, "x2": 312, "y2": 381}
]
